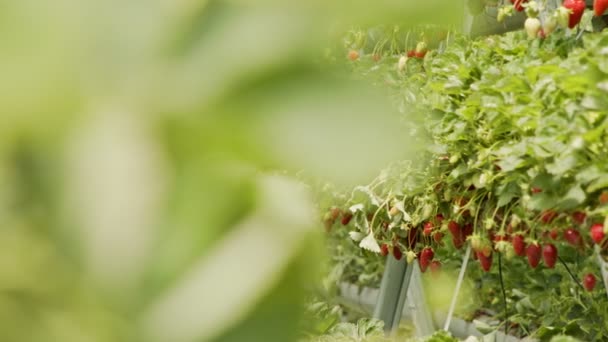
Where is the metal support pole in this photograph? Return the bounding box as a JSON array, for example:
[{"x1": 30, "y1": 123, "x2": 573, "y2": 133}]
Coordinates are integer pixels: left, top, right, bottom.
[
  {"x1": 444, "y1": 244, "x2": 472, "y2": 332},
  {"x1": 373, "y1": 255, "x2": 413, "y2": 334}
]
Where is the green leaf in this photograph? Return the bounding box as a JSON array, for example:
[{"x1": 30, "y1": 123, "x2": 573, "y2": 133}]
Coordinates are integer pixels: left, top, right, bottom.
[
  {"x1": 587, "y1": 175, "x2": 608, "y2": 193},
  {"x1": 558, "y1": 185, "x2": 587, "y2": 210},
  {"x1": 528, "y1": 193, "x2": 558, "y2": 211},
  {"x1": 576, "y1": 165, "x2": 602, "y2": 185},
  {"x1": 497, "y1": 182, "x2": 519, "y2": 207},
  {"x1": 546, "y1": 154, "x2": 578, "y2": 176},
  {"x1": 497, "y1": 155, "x2": 526, "y2": 172}
]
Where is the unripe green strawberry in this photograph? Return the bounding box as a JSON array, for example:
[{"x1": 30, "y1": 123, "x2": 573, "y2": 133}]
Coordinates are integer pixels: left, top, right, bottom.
[
  {"x1": 406, "y1": 250, "x2": 417, "y2": 264},
  {"x1": 544, "y1": 16, "x2": 558, "y2": 34},
  {"x1": 495, "y1": 240, "x2": 510, "y2": 254},
  {"x1": 498, "y1": 6, "x2": 515, "y2": 22},
  {"x1": 470, "y1": 234, "x2": 483, "y2": 251},
  {"x1": 525, "y1": 1, "x2": 540, "y2": 18},
  {"x1": 556, "y1": 6, "x2": 571, "y2": 28},
  {"x1": 415, "y1": 41, "x2": 427, "y2": 54},
  {"x1": 398, "y1": 55, "x2": 407, "y2": 71}
]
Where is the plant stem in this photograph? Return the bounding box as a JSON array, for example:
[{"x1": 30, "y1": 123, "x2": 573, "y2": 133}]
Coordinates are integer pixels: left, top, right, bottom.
[
  {"x1": 498, "y1": 253, "x2": 508, "y2": 339},
  {"x1": 558, "y1": 256, "x2": 585, "y2": 291}
]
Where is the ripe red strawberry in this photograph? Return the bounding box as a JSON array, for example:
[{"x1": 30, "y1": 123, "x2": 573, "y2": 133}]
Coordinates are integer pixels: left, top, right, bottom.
[
  {"x1": 541, "y1": 210, "x2": 558, "y2": 224},
  {"x1": 477, "y1": 251, "x2": 493, "y2": 272},
  {"x1": 436, "y1": 214, "x2": 445, "y2": 223},
  {"x1": 549, "y1": 228, "x2": 559, "y2": 240},
  {"x1": 452, "y1": 236, "x2": 464, "y2": 249},
  {"x1": 415, "y1": 50, "x2": 427, "y2": 59},
  {"x1": 572, "y1": 211, "x2": 587, "y2": 225},
  {"x1": 596, "y1": 0, "x2": 608, "y2": 16},
  {"x1": 564, "y1": 228, "x2": 582, "y2": 247},
  {"x1": 583, "y1": 273, "x2": 597, "y2": 291},
  {"x1": 341, "y1": 212, "x2": 353, "y2": 226},
  {"x1": 393, "y1": 245, "x2": 403, "y2": 261},
  {"x1": 348, "y1": 50, "x2": 359, "y2": 61},
  {"x1": 493, "y1": 234, "x2": 509, "y2": 243},
  {"x1": 590, "y1": 223, "x2": 606, "y2": 244},
  {"x1": 330, "y1": 207, "x2": 341, "y2": 221},
  {"x1": 423, "y1": 222, "x2": 434, "y2": 236},
  {"x1": 380, "y1": 244, "x2": 389, "y2": 256},
  {"x1": 433, "y1": 231, "x2": 444, "y2": 243},
  {"x1": 510, "y1": 0, "x2": 528, "y2": 11},
  {"x1": 564, "y1": 0, "x2": 586, "y2": 29},
  {"x1": 512, "y1": 235, "x2": 526, "y2": 256},
  {"x1": 600, "y1": 191, "x2": 608, "y2": 205},
  {"x1": 430, "y1": 260, "x2": 442, "y2": 275},
  {"x1": 448, "y1": 221, "x2": 460, "y2": 237},
  {"x1": 531, "y1": 187, "x2": 543, "y2": 194},
  {"x1": 419, "y1": 247, "x2": 435, "y2": 273},
  {"x1": 448, "y1": 221, "x2": 464, "y2": 249},
  {"x1": 526, "y1": 243, "x2": 542, "y2": 268},
  {"x1": 542, "y1": 244, "x2": 558, "y2": 268},
  {"x1": 481, "y1": 245, "x2": 492, "y2": 258},
  {"x1": 462, "y1": 223, "x2": 474, "y2": 239},
  {"x1": 406, "y1": 50, "x2": 415, "y2": 58}
]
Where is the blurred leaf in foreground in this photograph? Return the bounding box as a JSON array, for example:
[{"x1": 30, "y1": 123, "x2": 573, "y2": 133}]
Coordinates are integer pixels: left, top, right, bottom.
[{"x1": 0, "y1": 0, "x2": 462, "y2": 341}]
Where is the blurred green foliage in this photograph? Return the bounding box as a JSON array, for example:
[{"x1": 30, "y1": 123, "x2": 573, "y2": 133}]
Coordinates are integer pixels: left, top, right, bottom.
[{"x1": 0, "y1": 0, "x2": 461, "y2": 341}]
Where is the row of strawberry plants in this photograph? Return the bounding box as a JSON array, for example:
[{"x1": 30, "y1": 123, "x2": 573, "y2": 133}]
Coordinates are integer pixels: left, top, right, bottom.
[{"x1": 321, "y1": 26, "x2": 608, "y2": 340}]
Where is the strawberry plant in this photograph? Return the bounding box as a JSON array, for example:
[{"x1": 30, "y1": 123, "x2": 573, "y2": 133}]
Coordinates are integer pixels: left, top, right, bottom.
[{"x1": 322, "y1": 22, "x2": 608, "y2": 340}]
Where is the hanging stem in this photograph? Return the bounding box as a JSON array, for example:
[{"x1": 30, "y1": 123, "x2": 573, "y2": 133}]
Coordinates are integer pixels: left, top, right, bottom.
[
  {"x1": 498, "y1": 253, "x2": 508, "y2": 338},
  {"x1": 558, "y1": 256, "x2": 585, "y2": 291}
]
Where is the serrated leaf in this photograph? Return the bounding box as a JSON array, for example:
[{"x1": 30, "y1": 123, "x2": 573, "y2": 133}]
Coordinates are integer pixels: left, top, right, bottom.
[
  {"x1": 586, "y1": 175, "x2": 608, "y2": 193},
  {"x1": 497, "y1": 189, "x2": 517, "y2": 208},
  {"x1": 528, "y1": 193, "x2": 558, "y2": 211},
  {"x1": 497, "y1": 155, "x2": 525, "y2": 172},
  {"x1": 546, "y1": 154, "x2": 577, "y2": 176},
  {"x1": 359, "y1": 231, "x2": 381, "y2": 253},
  {"x1": 575, "y1": 165, "x2": 601, "y2": 185},
  {"x1": 349, "y1": 203, "x2": 365, "y2": 213},
  {"x1": 353, "y1": 186, "x2": 381, "y2": 206},
  {"x1": 349, "y1": 231, "x2": 365, "y2": 242},
  {"x1": 559, "y1": 185, "x2": 586, "y2": 210}
]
